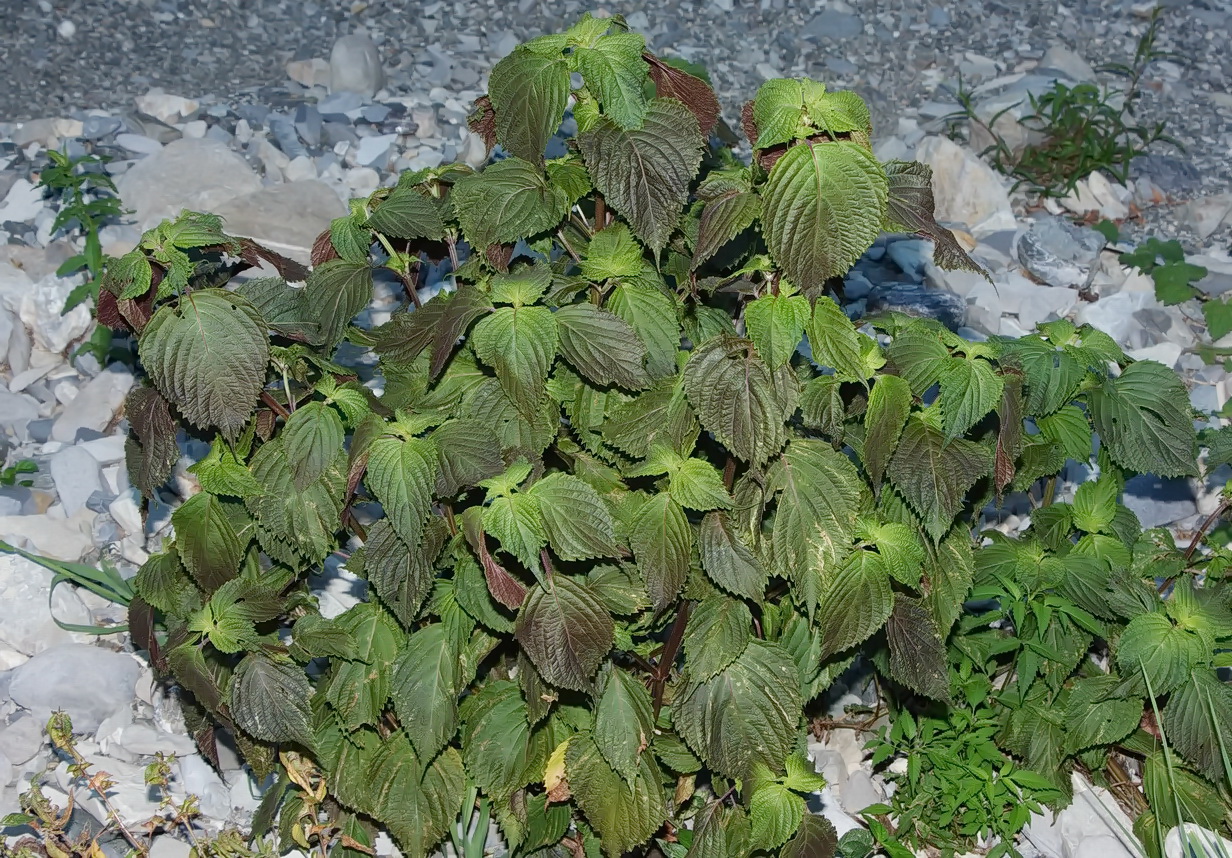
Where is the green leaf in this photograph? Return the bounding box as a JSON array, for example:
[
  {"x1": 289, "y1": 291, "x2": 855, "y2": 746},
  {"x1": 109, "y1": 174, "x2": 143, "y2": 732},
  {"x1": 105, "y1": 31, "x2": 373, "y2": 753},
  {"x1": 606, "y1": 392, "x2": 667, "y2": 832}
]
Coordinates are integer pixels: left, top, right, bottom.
[
  {"x1": 1063, "y1": 675, "x2": 1139, "y2": 755},
  {"x1": 924, "y1": 529, "x2": 975, "y2": 636},
  {"x1": 581, "y1": 222, "x2": 645, "y2": 281},
  {"x1": 429, "y1": 419, "x2": 505, "y2": 496},
  {"x1": 1088, "y1": 361, "x2": 1198, "y2": 478},
  {"x1": 488, "y1": 48, "x2": 571, "y2": 163},
  {"x1": 752, "y1": 78, "x2": 815, "y2": 148},
  {"x1": 885, "y1": 596, "x2": 950, "y2": 702},
  {"x1": 806, "y1": 295, "x2": 871, "y2": 380},
  {"x1": 326, "y1": 603, "x2": 401, "y2": 731},
  {"x1": 817, "y1": 550, "x2": 894, "y2": 658},
  {"x1": 1072, "y1": 476, "x2": 1118, "y2": 534},
  {"x1": 683, "y1": 334, "x2": 795, "y2": 467},
  {"x1": 366, "y1": 436, "x2": 438, "y2": 550},
  {"x1": 172, "y1": 492, "x2": 244, "y2": 594},
  {"x1": 595, "y1": 668, "x2": 656, "y2": 782},
  {"x1": 606, "y1": 281, "x2": 680, "y2": 380},
  {"x1": 761, "y1": 141, "x2": 888, "y2": 295},
  {"x1": 684, "y1": 595, "x2": 752, "y2": 681},
  {"x1": 746, "y1": 293, "x2": 810, "y2": 370},
  {"x1": 283, "y1": 401, "x2": 344, "y2": 492},
  {"x1": 861, "y1": 520, "x2": 924, "y2": 587},
  {"x1": 629, "y1": 491, "x2": 693, "y2": 613},
  {"x1": 749, "y1": 782, "x2": 805, "y2": 851},
  {"x1": 236, "y1": 278, "x2": 322, "y2": 344},
  {"x1": 452, "y1": 158, "x2": 569, "y2": 247},
  {"x1": 1116, "y1": 612, "x2": 1203, "y2": 696},
  {"x1": 555, "y1": 302, "x2": 652, "y2": 390},
  {"x1": 1151, "y1": 262, "x2": 1206, "y2": 305},
  {"x1": 808, "y1": 90, "x2": 872, "y2": 136},
  {"x1": 863, "y1": 374, "x2": 911, "y2": 490},
  {"x1": 305, "y1": 260, "x2": 373, "y2": 348},
  {"x1": 330, "y1": 213, "x2": 371, "y2": 263},
  {"x1": 698, "y1": 511, "x2": 767, "y2": 602},
  {"x1": 1162, "y1": 669, "x2": 1232, "y2": 782},
  {"x1": 1037, "y1": 405, "x2": 1093, "y2": 463},
  {"x1": 368, "y1": 738, "x2": 466, "y2": 858},
  {"x1": 528, "y1": 473, "x2": 620, "y2": 561},
  {"x1": 578, "y1": 99, "x2": 705, "y2": 254},
  {"x1": 885, "y1": 324, "x2": 950, "y2": 396},
  {"x1": 692, "y1": 191, "x2": 760, "y2": 269},
  {"x1": 576, "y1": 33, "x2": 649, "y2": 129},
  {"x1": 516, "y1": 574, "x2": 614, "y2": 691},
  {"x1": 673, "y1": 640, "x2": 802, "y2": 780},
  {"x1": 484, "y1": 494, "x2": 546, "y2": 573},
  {"x1": 460, "y1": 680, "x2": 550, "y2": 801},
  {"x1": 135, "y1": 550, "x2": 200, "y2": 616},
  {"x1": 230, "y1": 653, "x2": 315, "y2": 749},
  {"x1": 1203, "y1": 297, "x2": 1232, "y2": 340},
  {"x1": 781, "y1": 815, "x2": 839, "y2": 858},
  {"x1": 139, "y1": 289, "x2": 269, "y2": 439},
  {"x1": 766, "y1": 440, "x2": 862, "y2": 582},
  {"x1": 938, "y1": 357, "x2": 1002, "y2": 440},
  {"x1": 888, "y1": 416, "x2": 991, "y2": 542},
  {"x1": 365, "y1": 518, "x2": 446, "y2": 628},
  {"x1": 391, "y1": 624, "x2": 460, "y2": 761},
  {"x1": 471, "y1": 305, "x2": 558, "y2": 416},
  {"x1": 670, "y1": 458, "x2": 732, "y2": 512},
  {"x1": 247, "y1": 438, "x2": 345, "y2": 565},
  {"x1": 366, "y1": 187, "x2": 445, "y2": 240},
  {"x1": 689, "y1": 802, "x2": 752, "y2": 858},
  {"x1": 567, "y1": 734, "x2": 667, "y2": 858}
]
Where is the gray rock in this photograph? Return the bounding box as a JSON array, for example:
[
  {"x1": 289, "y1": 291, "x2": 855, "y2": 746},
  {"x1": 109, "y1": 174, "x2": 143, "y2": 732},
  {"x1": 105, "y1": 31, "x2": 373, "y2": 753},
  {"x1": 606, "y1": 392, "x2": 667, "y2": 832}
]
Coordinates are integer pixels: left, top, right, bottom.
[
  {"x1": 803, "y1": 9, "x2": 864, "y2": 40},
  {"x1": 0, "y1": 511, "x2": 97, "y2": 563},
  {"x1": 0, "y1": 180, "x2": 46, "y2": 223},
  {"x1": 213, "y1": 180, "x2": 347, "y2": 265},
  {"x1": 114, "y1": 133, "x2": 165, "y2": 156},
  {"x1": 1178, "y1": 193, "x2": 1232, "y2": 241},
  {"x1": 867, "y1": 282, "x2": 966, "y2": 330},
  {"x1": 927, "y1": 6, "x2": 950, "y2": 26},
  {"x1": 51, "y1": 364, "x2": 135, "y2": 443},
  {"x1": 354, "y1": 133, "x2": 398, "y2": 167},
  {"x1": 1123, "y1": 475, "x2": 1198, "y2": 529},
  {"x1": 884, "y1": 238, "x2": 932, "y2": 280},
  {"x1": 49, "y1": 446, "x2": 104, "y2": 516},
  {"x1": 0, "y1": 714, "x2": 44, "y2": 765},
  {"x1": 329, "y1": 34, "x2": 385, "y2": 98},
  {"x1": 1071, "y1": 834, "x2": 1136, "y2": 858},
  {"x1": 268, "y1": 114, "x2": 308, "y2": 160},
  {"x1": 0, "y1": 553, "x2": 93, "y2": 654},
  {"x1": 1039, "y1": 45, "x2": 1098, "y2": 83},
  {"x1": 117, "y1": 137, "x2": 263, "y2": 231},
  {"x1": 1016, "y1": 215, "x2": 1105, "y2": 290},
  {"x1": 1129, "y1": 153, "x2": 1204, "y2": 200},
  {"x1": 0, "y1": 392, "x2": 41, "y2": 443},
  {"x1": 838, "y1": 769, "x2": 884, "y2": 814},
  {"x1": 10, "y1": 644, "x2": 138, "y2": 733},
  {"x1": 914, "y1": 136, "x2": 1015, "y2": 234},
  {"x1": 318, "y1": 90, "x2": 365, "y2": 117}
]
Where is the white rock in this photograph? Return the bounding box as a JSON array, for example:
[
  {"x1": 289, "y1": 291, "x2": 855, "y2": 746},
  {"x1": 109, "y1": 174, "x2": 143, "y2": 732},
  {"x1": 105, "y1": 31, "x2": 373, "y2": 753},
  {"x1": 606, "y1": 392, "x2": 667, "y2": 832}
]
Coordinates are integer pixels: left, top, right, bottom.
[
  {"x1": 0, "y1": 715, "x2": 45, "y2": 766},
  {"x1": 1179, "y1": 193, "x2": 1232, "y2": 241},
  {"x1": 1075, "y1": 290, "x2": 1153, "y2": 345},
  {"x1": 1058, "y1": 774, "x2": 1138, "y2": 858},
  {"x1": 116, "y1": 722, "x2": 197, "y2": 758},
  {"x1": 0, "y1": 390, "x2": 41, "y2": 442},
  {"x1": 78, "y1": 433, "x2": 128, "y2": 465},
  {"x1": 329, "y1": 34, "x2": 385, "y2": 98},
  {"x1": 109, "y1": 493, "x2": 143, "y2": 536},
  {"x1": 838, "y1": 769, "x2": 884, "y2": 814},
  {"x1": 0, "y1": 508, "x2": 97, "y2": 562},
  {"x1": 1070, "y1": 834, "x2": 1136, "y2": 858},
  {"x1": 49, "y1": 445, "x2": 104, "y2": 515},
  {"x1": 1165, "y1": 823, "x2": 1232, "y2": 858},
  {"x1": 177, "y1": 753, "x2": 233, "y2": 819},
  {"x1": 459, "y1": 131, "x2": 489, "y2": 171},
  {"x1": 808, "y1": 730, "x2": 864, "y2": 776},
  {"x1": 0, "y1": 179, "x2": 46, "y2": 223},
  {"x1": 148, "y1": 837, "x2": 193, "y2": 858},
  {"x1": 115, "y1": 133, "x2": 164, "y2": 156},
  {"x1": 0, "y1": 552, "x2": 93, "y2": 654},
  {"x1": 914, "y1": 136, "x2": 1015, "y2": 235},
  {"x1": 283, "y1": 155, "x2": 318, "y2": 182},
  {"x1": 214, "y1": 180, "x2": 347, "y2": 265},
  {"x1": 1040, "y1": 44, "x2": 1097, "y2": 83},
  {"x1": 345, "y1": 166, "x2": 380, "y2": 194},
  {"x1": 286, "y1": 57, "x2": 331, "y2": 88},
  {"x1": 54, "y1": 751, "x2": 165, "y2": 823},
  {"x1": 56, "y1": 19, "x2": 76, "y2": 38},
  {"x1": 51, "y1": 364, "x2": 134, "y2": 443},
  {"x1": 135, "y1": 88, "x2": 200, "y2": 124},
  {"x1": 181, "y1": 120, "x2": 207, "y2": 139},
  {"x1": 1125, "y1": 341, "x2": 1183, "y2": 369},
  {"x1": 10, "y1": 645, "x2": 140, "y2": 734},
  {"x1": 117, "y1": 138, "x2": 263, "y2": 231}
]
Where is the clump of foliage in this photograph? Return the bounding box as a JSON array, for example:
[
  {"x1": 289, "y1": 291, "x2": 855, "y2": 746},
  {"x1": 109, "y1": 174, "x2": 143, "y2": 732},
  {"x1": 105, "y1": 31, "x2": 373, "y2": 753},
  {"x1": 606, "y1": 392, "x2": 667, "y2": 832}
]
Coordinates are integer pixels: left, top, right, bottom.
[
  {"x1": 37, "y1": 148, "x2": 128, "y2": 364},
  {"x1": 947, "y1": 6, "x2": 1180, "y2": 199},
  {"x1": 85, "y1": 13, "x2": 1232, "y2": 858},
  {"x1": 0, "y1": 459, "x2": 37, "y2": 488},
  {"x1": 0, "y1": 714, "x2": 265, "y2": 858}
]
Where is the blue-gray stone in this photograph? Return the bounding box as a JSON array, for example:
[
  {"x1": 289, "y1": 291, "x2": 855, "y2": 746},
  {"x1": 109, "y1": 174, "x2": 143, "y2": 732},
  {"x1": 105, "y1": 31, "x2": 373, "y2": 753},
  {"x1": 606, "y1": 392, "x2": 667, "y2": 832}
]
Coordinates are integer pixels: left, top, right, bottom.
[
  {"x1": 867, "y1": 282, "x2": 966, "y2": 330},
  {"x1": 294, "y1": 104, "x2": 323, "y2": 148},
  {"x1": 927, "y1": 6, "x2": 951, "y2": 27},
  {"x1": 360, "y1": 104, "x2": 390, "y2": 124},
  {"x1": 268, "y1": 114, "x2": 308, "y2": 159},
  {"x1": 317, "y1": 90, "x2": 364, "y2": 116},
  {"x1": 1123, "y1": 475, "x2": 1198, "y2": 529},
  {"x1": 803, "y1": 9, "x2": 865, "y2": 40},
  {"x1": 234, "y1": 104, "x2": 270, "y2": 127},
  {"x1": 81, "y1": 115, "x2": 122, "y2": 140}
]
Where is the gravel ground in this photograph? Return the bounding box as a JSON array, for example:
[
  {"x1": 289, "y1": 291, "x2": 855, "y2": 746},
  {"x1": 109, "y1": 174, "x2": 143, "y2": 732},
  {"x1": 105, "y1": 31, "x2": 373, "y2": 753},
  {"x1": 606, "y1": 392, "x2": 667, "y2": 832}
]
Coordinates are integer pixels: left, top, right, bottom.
[{"x1": 2, "y1": 0, "x2": 1229, "y2": 195}]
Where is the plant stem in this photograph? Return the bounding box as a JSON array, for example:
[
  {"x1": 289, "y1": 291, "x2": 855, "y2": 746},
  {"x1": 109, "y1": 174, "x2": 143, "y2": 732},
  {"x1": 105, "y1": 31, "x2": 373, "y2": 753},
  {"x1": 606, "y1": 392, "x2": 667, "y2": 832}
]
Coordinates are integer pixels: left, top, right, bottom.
[
  {"x1": 650, "y1": 600, "x2": 692, "y2": 719},
  {"x1": 260, "y1": 391, "x2": 291, "y2": 420}
]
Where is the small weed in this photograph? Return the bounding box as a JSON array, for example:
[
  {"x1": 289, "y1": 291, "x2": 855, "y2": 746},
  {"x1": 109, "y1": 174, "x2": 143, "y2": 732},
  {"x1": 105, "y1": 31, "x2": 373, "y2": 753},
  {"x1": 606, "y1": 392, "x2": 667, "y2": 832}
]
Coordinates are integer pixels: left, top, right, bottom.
[
  {"x1": 946, "y1": 6, "x2": 1181, "y2": 199},
  {"x1": 0, "y1": 539, "x2": 134, "y2": 634},
  {"x1": 0, "y1": 459, "x2": 37, "y2": 488},
  {"x1": 38, "y1": 149, "x2": 128, "y2": 365},
  {"x1": 0, "y1": 714, "x2": 268, "y2": 858}
]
